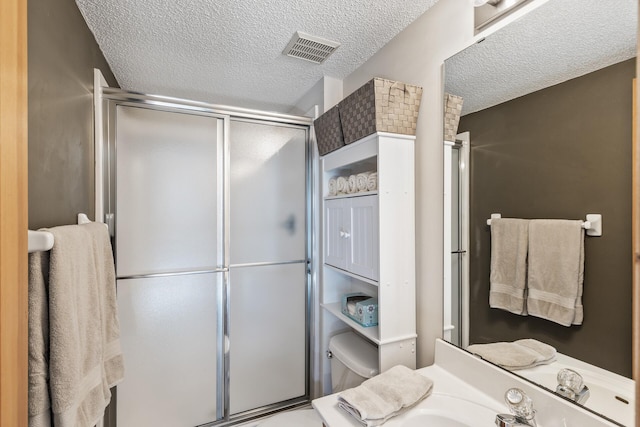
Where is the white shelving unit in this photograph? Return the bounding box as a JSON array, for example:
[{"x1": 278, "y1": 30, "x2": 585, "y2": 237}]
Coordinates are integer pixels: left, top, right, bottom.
[{"x1": 320, "y1": 132, "x2": 416, "y2": 394}]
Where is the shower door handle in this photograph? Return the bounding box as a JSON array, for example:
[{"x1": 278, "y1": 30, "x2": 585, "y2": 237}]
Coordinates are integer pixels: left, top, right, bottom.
[{"x1": 281, "y1": 213, "x2": 296, "y2": 235}]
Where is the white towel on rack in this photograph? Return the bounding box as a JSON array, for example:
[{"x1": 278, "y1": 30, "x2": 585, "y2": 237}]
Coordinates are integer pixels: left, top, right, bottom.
[
  {"x1": 328, "y1": 178, "x2": 338, "y2": 196},
  {"x1": 29, "y1": 223, "x2": 124, "y2": 427},
  {"x1": 356, "y1": 172, "x2": 371, "y2": 192},
  {"x1": 336, "y1": 176, "x2": 348, "y2": 194},
  {"x1": 28, "y1": 251, "x2": 52, "y2": 427},
  {"x1": 489, "y1": 218, "x2": 530, "y2": 315},
  {"x1": 367, "y1": 172, "x2": 378, "y2": 192},
  {"x1": 347, "y1": 174, "x2": 357, "y2": 194},
  {"x1": 527, "y1": 220, "x2": 584, "y2": 326}
]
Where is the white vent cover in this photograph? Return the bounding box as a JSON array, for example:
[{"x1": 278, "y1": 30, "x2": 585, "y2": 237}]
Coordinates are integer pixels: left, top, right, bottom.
[{"x1": 283, "y1": 31, "x2": 340, "y2": 64}]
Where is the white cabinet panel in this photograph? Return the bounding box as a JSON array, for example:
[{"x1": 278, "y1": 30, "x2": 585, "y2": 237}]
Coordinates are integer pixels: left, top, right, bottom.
[
  {"x1": 349, "y1": 196, "x2": 379, "y2": 281},
  {"x1": 117, "y1": 274, "x2": 221, "y2": 427},
  {"x1": 324, "y1": 199, "x2": 347, "y2": 269},
  {"x1": 324, "y1": 195, "x2": 379, "y2": 281}
]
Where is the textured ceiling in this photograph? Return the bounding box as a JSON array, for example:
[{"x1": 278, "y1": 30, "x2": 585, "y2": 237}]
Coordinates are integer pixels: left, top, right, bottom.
[
  {"x1": 76, "y1": 0, "x2": 439, "y2": 113},
  {"x1": 445, "y1": 0, "x2": 637, "y2": 116}
]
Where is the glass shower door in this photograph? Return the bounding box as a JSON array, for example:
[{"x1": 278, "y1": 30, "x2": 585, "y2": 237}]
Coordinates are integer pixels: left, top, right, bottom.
[
  {"x1": 228, "y1": 120, "x2": 308, "y2": 415},
  {"x1": 114, "y1": 105, "x2": 224, "y2": 426}
]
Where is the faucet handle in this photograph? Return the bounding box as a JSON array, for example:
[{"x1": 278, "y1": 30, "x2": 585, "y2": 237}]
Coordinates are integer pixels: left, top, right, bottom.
[
  {"x1": 557, "y1": 368, "x2": 584, "y2": 393},
  {"x1": 556, "y1": 368, "x2": 590, "y2": 404},
  {"x1": 505, "y1": 388, "x2": 535, "y2": 420}
]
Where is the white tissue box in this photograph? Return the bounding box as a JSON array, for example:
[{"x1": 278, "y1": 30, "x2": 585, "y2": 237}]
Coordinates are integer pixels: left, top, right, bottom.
[{"x1": 341, "y1": 293, "x2": 378, "y2": 327}]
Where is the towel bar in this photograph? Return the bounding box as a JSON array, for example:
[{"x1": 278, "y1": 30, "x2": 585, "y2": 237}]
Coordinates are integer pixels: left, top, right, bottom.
[
  {"x1": 486, "y1": 213, "x2": 602, "y2": 237},
  {"x1": 28, "y1": 230, "x2": 54, "y2": 253},
  {"x1": 27, "y1": 213, "x2": 107, "y2": 253}
]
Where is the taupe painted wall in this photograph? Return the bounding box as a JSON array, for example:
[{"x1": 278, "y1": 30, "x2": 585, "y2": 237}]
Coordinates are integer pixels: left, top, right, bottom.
[
  {"x1": 460, "y1": 58, "x2": 635, "y2": 377},
  {"x1": 28, "y1": 0, "x2": 118, "y2": 229}
]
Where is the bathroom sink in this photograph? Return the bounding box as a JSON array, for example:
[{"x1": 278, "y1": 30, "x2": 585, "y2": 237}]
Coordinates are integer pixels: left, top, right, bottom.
[{"x1": 384, "y1": 393, "x2": 499, "y2": 427}]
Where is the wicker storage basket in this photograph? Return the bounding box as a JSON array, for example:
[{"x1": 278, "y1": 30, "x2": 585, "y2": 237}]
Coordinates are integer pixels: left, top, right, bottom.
[
  {"x1": 339, "y1": 78, "x2": 423, "y2": 144},
  {"x1": 313, "y1": 105, "x2": 345, "y2": 156},
  {"x1": 444, "y1": 93, "x2": 464, "y2": 142}
]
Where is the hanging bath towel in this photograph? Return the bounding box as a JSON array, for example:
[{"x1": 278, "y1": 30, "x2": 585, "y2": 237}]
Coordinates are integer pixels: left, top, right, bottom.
[{"x1": 527, "y1": 220, "x2": 584, "y2": 326}]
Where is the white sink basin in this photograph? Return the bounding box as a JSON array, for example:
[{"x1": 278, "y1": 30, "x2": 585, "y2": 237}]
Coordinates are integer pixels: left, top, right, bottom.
[
  {"x1": 384, "y1": 393, "x2": 500, "y2": 427},
  {"x1": 312, "y1": 341, "x2": 619, "y2": 427}
]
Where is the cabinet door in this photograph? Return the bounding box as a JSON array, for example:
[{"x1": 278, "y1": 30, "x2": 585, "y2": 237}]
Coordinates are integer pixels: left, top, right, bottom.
[
  {"x1": 324, "y1": 198, "x2": 347, "y2": 269},
  {"x1": 348, "y1": 195, "x2": 379, "y2": 281}
]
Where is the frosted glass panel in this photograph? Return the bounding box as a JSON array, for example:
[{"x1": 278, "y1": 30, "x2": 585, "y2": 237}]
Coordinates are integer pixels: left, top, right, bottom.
[
  {"x1": 229, "y1": 263, "x2": 307, "y2": 414},
  {"x1": 116, "y1": 106, "x2": 222, "y2": 276},
  {"x1": 117, "y1": 274, "x2": 221, "y2": 426},
  {"x1": 229, "y1": 121, "x2": 306, "y2": 264}
]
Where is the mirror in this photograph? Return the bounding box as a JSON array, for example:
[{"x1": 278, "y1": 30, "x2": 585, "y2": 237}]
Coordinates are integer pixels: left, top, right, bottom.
[{"x1": 443, "y1": 0, "x2": 637, "y2": 425}]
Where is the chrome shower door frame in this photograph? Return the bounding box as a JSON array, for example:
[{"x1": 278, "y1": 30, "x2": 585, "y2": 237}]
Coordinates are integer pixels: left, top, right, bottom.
[{"x1": 98, "y1": 88, "x2": 313, "y2": 427}]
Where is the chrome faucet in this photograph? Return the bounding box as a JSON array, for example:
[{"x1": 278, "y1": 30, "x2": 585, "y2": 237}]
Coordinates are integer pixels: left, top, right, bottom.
[
  {"x1": 556, "y1": 368, "x2": 590, "y2": 404},
  {"x1": 495, "y1": 388, "x2": 537, "y2": 427}
]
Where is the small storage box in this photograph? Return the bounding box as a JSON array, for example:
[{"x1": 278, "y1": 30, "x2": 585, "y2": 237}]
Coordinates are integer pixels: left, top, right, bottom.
[
  {"x1": 339, "y1": 77, "x2": 423, "y2": 144},
  {"x1": 313, "y1": 105, "x2": 345, "y2": 156},
  {"x1": 341, "y1": 293, "x2": 378, "y2": 327}
]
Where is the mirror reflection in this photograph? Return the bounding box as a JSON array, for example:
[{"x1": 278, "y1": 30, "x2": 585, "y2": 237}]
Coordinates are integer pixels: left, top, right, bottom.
[{"x1": 443, "y1": 0, "x2": 637, "y2": 425}]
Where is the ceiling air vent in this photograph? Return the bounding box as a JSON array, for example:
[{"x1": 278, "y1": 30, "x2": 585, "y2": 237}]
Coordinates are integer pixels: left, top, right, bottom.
[{"x1": 283, "y1": 31, "x2": 340, "y2": 64}]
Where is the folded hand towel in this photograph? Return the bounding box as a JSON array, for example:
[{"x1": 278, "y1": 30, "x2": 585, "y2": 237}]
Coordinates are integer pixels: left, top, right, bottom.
[
  {"x1": 367, "y1": 172, "x2": 378, "y2": 192},
  {"x1": 337, "y1": 365, "x2": 433, "y2": 427},
  {"x1": 30, "y1": 223, "x2": 124, "y2": 427},
  {"x1": 489, "y1": 218, "x2": 530, "y2": 315},
  {"x1": 467, "y1": 339, "x2": 556, "y2": 370},
  {"x1": 328, "y1": 178, "x2": 338, "y2": 196},
  {"x1": 336, "y1": 176, "x2": 348, "y2": 194},
  {"x1": 514, "y1": 338, "x2": 557, "y2": 362},
  {"x1": 347, "y1": 175, "x2": 357, "y2": 194},
  {"x1": 356, "y1": 172, "x2": 371, "y2": 192},
  {"x1": 527, "y1": 220, "x2": 584, "y2": 326}
]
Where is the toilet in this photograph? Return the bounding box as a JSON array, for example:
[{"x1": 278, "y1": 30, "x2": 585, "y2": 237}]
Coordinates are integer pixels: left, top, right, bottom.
[
  {"x1": 328, "y1": 331, "x2": 379, "y2": 393},
  {"x1": 258, "y1": 331, "x2": 378, "y2": 426}
]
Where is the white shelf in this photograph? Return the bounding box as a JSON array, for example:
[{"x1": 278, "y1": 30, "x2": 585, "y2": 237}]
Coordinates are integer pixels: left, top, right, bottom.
[
  {"x1": 324, "y1": 264, "x2": 379, "y2": 286},
  {"x1": 324, "y1": 190, "x2": 378, "y2": 200},
  {"x1": 321, "y1": 302, "x2": 380, "y2": 345}
]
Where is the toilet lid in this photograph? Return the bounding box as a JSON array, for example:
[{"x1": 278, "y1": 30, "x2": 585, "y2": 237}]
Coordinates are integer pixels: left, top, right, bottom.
[{"x1": 259, "y1": 409, "x2": 323, "y2": 427}]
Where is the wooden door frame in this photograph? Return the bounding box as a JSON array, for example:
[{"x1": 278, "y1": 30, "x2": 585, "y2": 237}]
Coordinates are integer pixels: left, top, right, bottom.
[{"x1": 0, "y1": 0, "x2": 28, "y2": 426}]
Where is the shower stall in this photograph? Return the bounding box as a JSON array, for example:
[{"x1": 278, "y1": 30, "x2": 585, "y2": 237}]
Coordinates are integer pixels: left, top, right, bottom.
[{"x1": 97, "y1": 86, "x2": 313, "y2": 426}]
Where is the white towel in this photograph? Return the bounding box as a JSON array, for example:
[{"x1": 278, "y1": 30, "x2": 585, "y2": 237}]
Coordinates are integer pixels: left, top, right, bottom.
[
  {"x1": 527, "y1": 220, "x2": 584, "y2": 326},
  {"x1": 328, "y1": 178, "x2": 337, "y2": 196},
  {"x1": 29, "y1": 223, "x2": 124, "y2": 427},
  {"x1": 367, "y1": 172, "x2": 378, "y2": 191},
  {"x1": 467, "y1": 339, "x2": 556, "y2": 370},
  {"x1": 337, "y1": 365, "x2": 433, "y2": 427},
  {"x1": 356, "y1": 172, "x2": 371, "y2": 192},
  {"x1": 347, "y1": 174, "x2": 357, "y2": 194},
  {"x1": 489, "y1": 218, "x2": 530, "y2": 315},
  {"x1": 28, "y1": 251, "x2": 52, "y2": 427},
  {"x1": 336, "y1": 176, "x2": 348, "y2": 194}
]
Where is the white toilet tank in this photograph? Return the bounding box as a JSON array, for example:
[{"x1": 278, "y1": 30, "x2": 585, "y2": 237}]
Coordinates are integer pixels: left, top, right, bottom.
[{"x1": 329, "y1": 331, "x2": 379, "y2": 393}]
